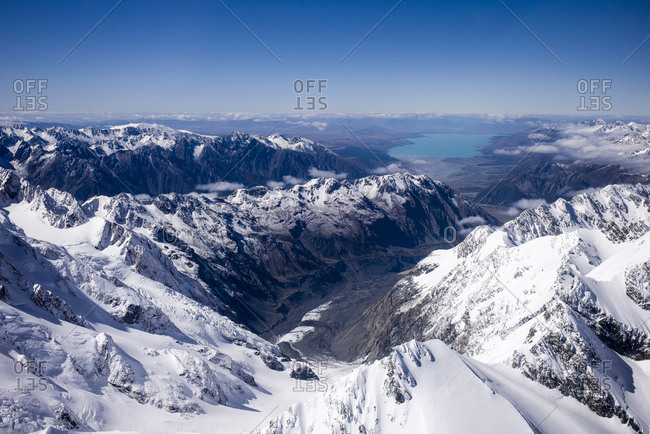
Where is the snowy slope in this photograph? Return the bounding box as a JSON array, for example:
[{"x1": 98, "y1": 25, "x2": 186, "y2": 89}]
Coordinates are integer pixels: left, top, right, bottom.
[
  {"x1": 4, "y1": 130, "x2": 649, "y2": 433},
  {"x1": 261, "y1": 340, "x2": 633, "y2": 434},
  {"x1": 0, "y1": 172, "x2": 315, "y2": 432},
  {"x1": 353, "y1": 184, "x2": 650, "y2": 432}
]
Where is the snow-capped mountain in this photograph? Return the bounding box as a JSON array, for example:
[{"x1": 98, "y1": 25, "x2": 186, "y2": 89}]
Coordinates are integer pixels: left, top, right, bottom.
[
  {"x1": 349, "y1": 183, "x2": 650, "y2": 431},
  {"x1": 5, "y1": 119, "x2": 649, "y2": 433},
  {"x1": 0, "y1": 169, "x2": 301, "y2": 433},
  {"x1": 578, "y1": 120, "x2": 650, "y2": 158},
  {"x1": 0, "y1": 123, "x2": 368, "y2": 200},
  {"x1": 489, "y1": 120, "x2": 650, "y2": 164},
  {"x1": 0, "y1": 167, "x2": 493, "y2": 432},
  {"x1": 262, "y1": 340, "x2": 635, "y2": 433},
  {"x1": 477, "y1": 120, "x2": 650, "y2": 206},
  {"x1": 6, "y1": 169, "x2": 490, "y2": 338}
]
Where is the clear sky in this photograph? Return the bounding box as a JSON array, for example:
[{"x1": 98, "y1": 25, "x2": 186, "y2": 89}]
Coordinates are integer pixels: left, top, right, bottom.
[{"x1": 2, "y1": 0, "x2": 649, "y2": 115}]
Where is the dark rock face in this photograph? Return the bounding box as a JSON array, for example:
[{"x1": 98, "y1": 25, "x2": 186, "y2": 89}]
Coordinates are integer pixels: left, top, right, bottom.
[
  {"x1": 289, "y1": 362, "x2": 319, "y2": 380},
  {"x1": 261, "y1": 353, "x2": 285, "y2": 371},
  {"x1": 625, "y1": 260, "x2": 650, "y2": 310},
  {"x1": 28, "y1": 284, "x2": 84, "y2": 325}
]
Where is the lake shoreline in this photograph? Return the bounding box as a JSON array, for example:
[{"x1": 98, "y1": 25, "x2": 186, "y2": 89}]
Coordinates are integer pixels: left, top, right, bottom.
[{"x1": 388, "y1": 133, "x2": 497, "y2": 158}]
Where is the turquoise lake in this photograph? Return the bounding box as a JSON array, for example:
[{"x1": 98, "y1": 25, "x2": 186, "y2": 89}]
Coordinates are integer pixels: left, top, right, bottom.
[{"x1": 388, "y1": 133, "x2": 495, "y2": 158}]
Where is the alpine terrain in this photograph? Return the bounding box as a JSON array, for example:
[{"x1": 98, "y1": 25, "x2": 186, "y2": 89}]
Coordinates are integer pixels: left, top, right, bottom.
[
  {"x1": 1, "y1": 121, "x2": 649, "y2": 433},
  {"x1": 334, "y1": 184, "x2": 650, "y2": 433}
]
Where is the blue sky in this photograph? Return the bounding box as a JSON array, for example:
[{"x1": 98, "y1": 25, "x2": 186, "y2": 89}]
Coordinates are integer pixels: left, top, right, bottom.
[{"x1": 2, "y1": 0, "x2": 649, "y2": 115}]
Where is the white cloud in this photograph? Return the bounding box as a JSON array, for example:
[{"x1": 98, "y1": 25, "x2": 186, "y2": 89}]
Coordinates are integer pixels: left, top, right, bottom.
[
  {"x1": 265, "y1": 176, "x2": 306, "y2": 188},
  {"x1": 195, "y1": 181, "x2": 244, "y2": 192},
  {"x1": 528, "y1": 144, "x2": 559, "y2": 154},
  {"x1": 457, "y1": 216, "x2": 486, "y2": 226},
  {"x1": 512, "y1": 198, "x2": 548, "y2": 209},
  {"x1": 308, "y1": 167, "x2": 347, "y2": 180},
  {"x1": 370, "y1": 163, "x2": 403, "y2": 174},
  {"x1": 495, "y1": 122, "x2": 650, "y2": 171},
  {"x1": 561, "y1": 187, "x2": 601, "y2": 198},
  {"x1": 282, "y1": 175, "x2": 305, "y2": 185},
  {"x1": 554, "y1": 136, "x2": 590, "y2": 150},
  {"x1": 266, "y1": 180, "x2": 286, "y2": 188},
  {"x1": 287, "y1": 121, "x2": 328, "y2": 131},
  {"x1": 494, "y1": 148, "x2": 523, "y2": 156},
  {"x1": 504, "y1": 198, "x2": 548, "y2": 216}
]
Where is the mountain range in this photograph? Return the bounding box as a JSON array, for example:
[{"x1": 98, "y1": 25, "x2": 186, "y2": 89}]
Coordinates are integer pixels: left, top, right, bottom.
[
  {"x1": 1, "y1": 121, "x2": 649, "y2": 433},
  {"x1": 0, "y1": 123, "x2": 368, "y2": 200},
  {"x1": 0, "y1": 163, "x2": 491, "y2": 432}
]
